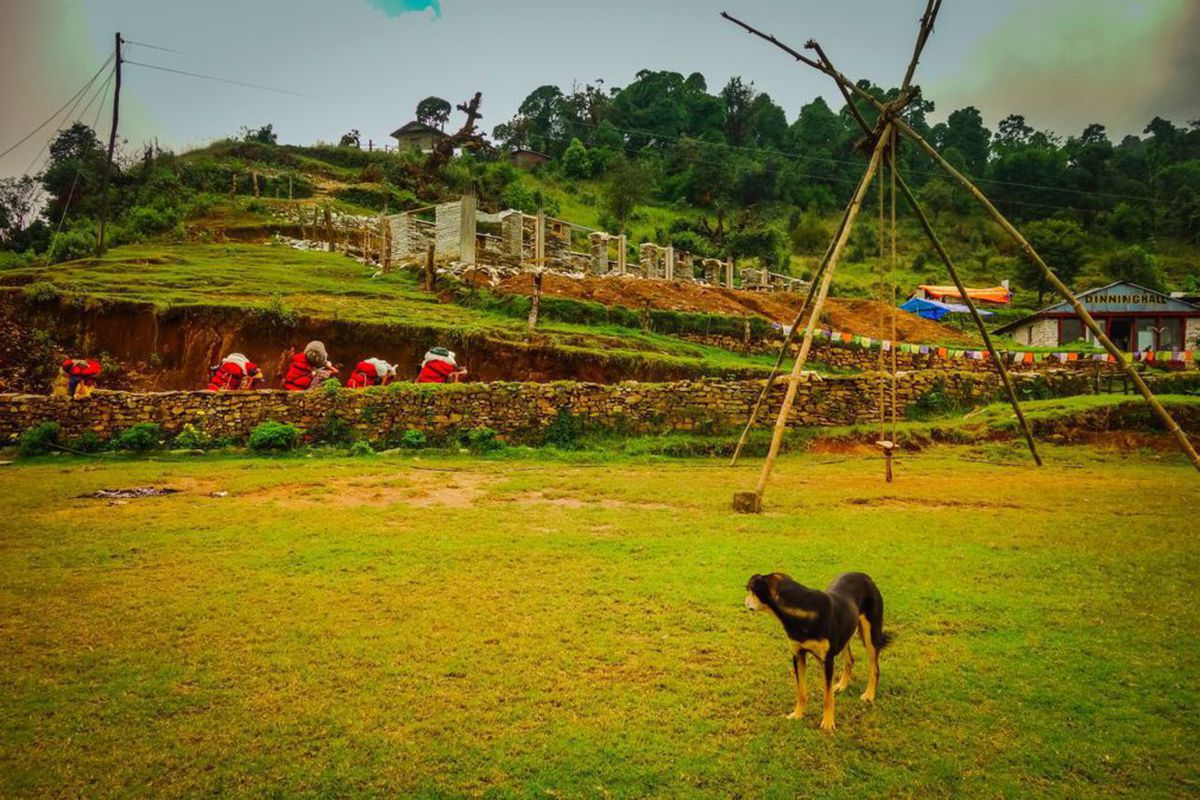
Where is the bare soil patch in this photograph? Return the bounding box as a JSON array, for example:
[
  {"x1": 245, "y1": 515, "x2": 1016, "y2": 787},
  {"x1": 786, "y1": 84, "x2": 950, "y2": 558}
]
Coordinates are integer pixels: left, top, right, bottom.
[{"x1": 241, "y1": 471, "x2": 493, "y2": 509}]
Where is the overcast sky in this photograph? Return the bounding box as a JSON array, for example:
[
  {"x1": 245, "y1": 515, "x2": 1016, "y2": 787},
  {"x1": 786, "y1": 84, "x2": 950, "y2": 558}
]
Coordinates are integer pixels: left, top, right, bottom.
[{"x1": 2, "y1": 0, "x2": 1197, "y2": 178}]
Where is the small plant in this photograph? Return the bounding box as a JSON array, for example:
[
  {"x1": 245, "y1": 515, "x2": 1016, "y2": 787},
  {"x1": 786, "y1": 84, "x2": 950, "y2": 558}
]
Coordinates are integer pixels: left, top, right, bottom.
[
  {"x1": 543, "y1": 408, "x2": 583, "y2": 449},
  {"x1": 22, "y1": 281, "x2": 62, "y2": 305},
  {"x1": 247, "y1": 421, "x2": 300, "y2": 453},
  {"x1": 67, "y1": 431, "x2": 104, "y2": 453},
  {"x1": 466, "y1": 427, "x2": 505, "y2": 454},
  {"x1": 172, "y1": 423, "x2": 212, "y2": 450},
  {"x1": 322, "y1": 378, "x2": 343, "y2": 397},
  {"x1": 401, "y1": 429, "x2": 427, "y2": 449},
  {"x1": 312, "y1": 411, "x2": 353, "y2": 444},
  {"x1": 19, "y1": 422, "x2": 61, "y2": 456},
  {"x1": 112, "y1": 423, "x2": 163, "y2": 453},
  {"x1": 348, "y1": 439, "x2": 374, "y2": 457}
]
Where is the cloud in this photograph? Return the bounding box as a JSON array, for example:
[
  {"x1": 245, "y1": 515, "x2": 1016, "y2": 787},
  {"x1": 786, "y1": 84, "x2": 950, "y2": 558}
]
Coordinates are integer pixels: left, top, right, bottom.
[
  {"x1": 931, "y1": 0, "x2": 1198, "y2": 138},
  {"x1": 364, "y1": 0, "x2": 442, "y2": 19}
]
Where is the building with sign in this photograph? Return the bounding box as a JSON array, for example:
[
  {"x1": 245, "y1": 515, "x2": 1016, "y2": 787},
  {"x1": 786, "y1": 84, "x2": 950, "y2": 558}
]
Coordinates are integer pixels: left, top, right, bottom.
[{"x1": 994, "y1": 281, "x2": 1200, "y2": 351}]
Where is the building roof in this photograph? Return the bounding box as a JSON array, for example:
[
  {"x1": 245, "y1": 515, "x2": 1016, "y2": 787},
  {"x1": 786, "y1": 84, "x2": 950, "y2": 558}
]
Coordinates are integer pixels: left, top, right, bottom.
[
  {"x1": 918, "y1": 284, "x2": 1011, "y2": 304},
  {"x1": 993, "y1": 281, "x2": 1200, "y2": 335},
  {"x1": 390, "y1": 120, "x2": 447, "y2": 139}
]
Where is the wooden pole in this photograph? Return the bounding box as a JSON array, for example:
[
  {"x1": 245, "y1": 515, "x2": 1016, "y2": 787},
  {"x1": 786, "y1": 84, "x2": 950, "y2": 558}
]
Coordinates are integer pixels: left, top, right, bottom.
[
  {"x1": 893, "y1": 117, "x2": 1200, "y2": 473},
  {"x1": 734, "y1": 124, "x2": 894, "y2": 513},
  {"x1": 894, "y1": 171, "x2": 1042, "y2": 466},
  {"x1": 95, "y1": 32, "x2": 122, "y2": 256},
  {"x1": 729, "y1": 199, "x2": 853, "y2": 466},
  {"x1": 424, "y1": 242, "x2": 436, "y2": 291},
  {"x1": 528, "y1": 269, "x2": 543, "y2": 330}
]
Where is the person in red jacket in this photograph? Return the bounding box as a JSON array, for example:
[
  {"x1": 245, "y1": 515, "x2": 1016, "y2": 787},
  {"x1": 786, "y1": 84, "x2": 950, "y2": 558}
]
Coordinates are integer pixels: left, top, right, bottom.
[
  {"x1": 61, "y1": 358, "x2": 101, "y2": 399},
  {"x1": 206, "y1": 353, "x2": 263, "y2": 391},
  {"x1": 283, "y1": 340, "x2": 338, "y2": 391},
  {"x1": 345, "y1": 358, "x2": 396, "y2": 389},
  {"x1": 416, "y1": 347, "x2": 468, "y2": 384}
]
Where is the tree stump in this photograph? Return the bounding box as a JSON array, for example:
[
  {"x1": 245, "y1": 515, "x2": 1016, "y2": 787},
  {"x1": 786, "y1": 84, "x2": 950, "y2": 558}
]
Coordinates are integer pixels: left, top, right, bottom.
[{"x1": 732, "y1": 491, "x2": 762, "y2": 514}]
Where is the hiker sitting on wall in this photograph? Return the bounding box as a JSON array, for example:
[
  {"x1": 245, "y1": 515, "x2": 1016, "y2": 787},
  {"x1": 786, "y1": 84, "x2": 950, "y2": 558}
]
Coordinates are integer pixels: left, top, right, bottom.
[
  {"x1": 207, "y1": 353, "x2": 263, "y2": 391},
  {"x1": 345, "y1": 358, "x2": 397, "y2": 389},
  {"x1": 61, "y1": 358, "x2": 101, "y2": 399},
  {"x1": 283, "y1": 340, "x2": 339, "y2": 391},
  {"x1": 416, "y1": 347, "x2": 468, "y2": 384}
]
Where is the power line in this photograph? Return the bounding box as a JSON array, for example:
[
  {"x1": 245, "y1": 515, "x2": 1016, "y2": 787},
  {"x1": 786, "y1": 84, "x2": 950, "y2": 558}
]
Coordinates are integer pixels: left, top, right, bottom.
[
  {"x1": 0, "y1": 55, "x2": 114, "y2": 162},
  {"x1": 19, "y1": 60, "x2": 115, "y2": 180},
  {"x1": 49, "y1": 69, "x2": 116, "y2": 252},
  {"x1": 123, "y1": 59, "x2": 321, "y2": 100},
  {"x1": 123, "y1": 38, "x2": 188, "y2": 55}
]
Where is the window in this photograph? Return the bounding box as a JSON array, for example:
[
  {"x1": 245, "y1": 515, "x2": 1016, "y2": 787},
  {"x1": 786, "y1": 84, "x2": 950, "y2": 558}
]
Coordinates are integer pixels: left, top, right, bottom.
[
  {"x1": 1158, "y1": 318, "x2": 1182, "y2": 350},
  {"x1": 1059, "y1": 318, "x2": 1084, "y2": 344},
  {"x1": 1136, "y1": 318, "x2": 1157, "y2": 351}
]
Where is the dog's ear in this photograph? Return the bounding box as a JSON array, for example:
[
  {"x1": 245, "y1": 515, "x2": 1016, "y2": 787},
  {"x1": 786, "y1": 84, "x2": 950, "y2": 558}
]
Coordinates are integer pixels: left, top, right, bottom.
[{"x1": 746, "y1": 574, "x2": 772, "y2": 606}]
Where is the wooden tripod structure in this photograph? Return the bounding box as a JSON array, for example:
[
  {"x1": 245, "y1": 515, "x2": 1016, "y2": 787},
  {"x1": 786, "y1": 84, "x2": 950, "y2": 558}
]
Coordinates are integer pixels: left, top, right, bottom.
[{"x1": 727, "y1": 1, "x2": 1200, "y2": 514}]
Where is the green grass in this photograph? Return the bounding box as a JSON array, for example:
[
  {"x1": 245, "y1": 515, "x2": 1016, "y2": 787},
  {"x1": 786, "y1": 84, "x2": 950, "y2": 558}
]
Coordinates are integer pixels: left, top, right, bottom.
[
  {"x1": 0, "y1": 242, "x2": 786, "y2": 377},
  {"x1": 0, "y1": 447, "x2": 1196, "y2": 797}
]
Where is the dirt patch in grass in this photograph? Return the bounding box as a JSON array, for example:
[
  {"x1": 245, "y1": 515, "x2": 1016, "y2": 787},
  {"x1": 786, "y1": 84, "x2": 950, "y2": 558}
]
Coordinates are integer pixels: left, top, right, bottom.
[
  {"x1": 242, "y1": 471, "x2": 493, "y2": 508},
  {"x1": 846, "y1": 494, "x2": 1024, "y2": 510},
  {"x1": 509, "y1": 490, "x2": 675, "y2": 511}
]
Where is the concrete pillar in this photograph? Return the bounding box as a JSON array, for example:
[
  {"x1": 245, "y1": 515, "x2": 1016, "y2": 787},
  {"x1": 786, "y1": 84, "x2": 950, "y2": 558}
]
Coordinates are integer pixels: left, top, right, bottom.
[
  {"x1": 589, "y1": 232, "x2": 608, "y2": 276},
  {"x1": 459, "y1": 194, "x2": 477, "y2": 266},
  {"x1": 535, "y1": 210, "x2": 546, "y2": 268},
  {"x1": 665, "y1": 246, "x2": 675, "y2": 281},
  {"x1": 435, "y1": 201, "x2": 462, "y2": 262},
  {"x1": 727, "y1": 257, "x2": 734, "y2": 289},
  {"x1": 617, "y1": 235, "x2": 627, "y2": 275},
  {"x1": 501, "y1": 211, "x2": 523, "y2": 259},
  {"x1": 639, "y1": 243, "x2": 655, "y2": 279}
]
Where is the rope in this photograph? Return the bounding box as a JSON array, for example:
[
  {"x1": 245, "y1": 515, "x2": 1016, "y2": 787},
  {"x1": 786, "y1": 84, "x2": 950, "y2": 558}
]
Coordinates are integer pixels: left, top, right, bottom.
[{"x1": 889, "y1": 127, "x2": 899, "y2": 437}]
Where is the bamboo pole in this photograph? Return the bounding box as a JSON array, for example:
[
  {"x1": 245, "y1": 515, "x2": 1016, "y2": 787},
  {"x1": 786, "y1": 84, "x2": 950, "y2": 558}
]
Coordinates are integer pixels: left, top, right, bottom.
[
  {"x1": 734, "y1": 124, "x2": 894, "y2": 513},
  {"x1": 894, "y1": 172, "x2": 1042, "y2": 465},
  {"x1": 892, "y1": 117, "x2": 1200, "y2": 472},
  {"x1": 728, "y1": 198, "x2": 854, "y2": 466}
]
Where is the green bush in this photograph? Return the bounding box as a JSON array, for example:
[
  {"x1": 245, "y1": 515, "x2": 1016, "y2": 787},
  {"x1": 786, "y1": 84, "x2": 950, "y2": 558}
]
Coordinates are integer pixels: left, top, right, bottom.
[
  {"x1": 247, "y1": 421, "x2": 300, "y2": 453},
  {"x1": 348, "y1": 439, "x2": 375, "y2": 457},
  {"x1": 466, "y1": 427, "x2": 505, "y2": 454},
  {"x1": 19, "y1": 422, "x2": 61, "y2": 456},
  {"x1": 401, "y1": 429, "x2": 428, "y2": 449},
  {"x1": 22, "y1": 281, "x2": 62, "y2": 305},
  {"x1": 172, "y1": 423, "x2": 212, "y2": 450},
  {"x1": 112, "y1": 423, "x2": 163, "y2": 452},
  {"x1": 311, "y1": 411, "x2": 353, "y2": 444},
  {"x1": 47, "y1": 227, "x2": 94, "y2": 263},
  {"x1": 543, "y1": 409, "x2": 583, "y2": 449},
  {"x1": 67, "y1": 431, "x2": 104, "y2": 453}
]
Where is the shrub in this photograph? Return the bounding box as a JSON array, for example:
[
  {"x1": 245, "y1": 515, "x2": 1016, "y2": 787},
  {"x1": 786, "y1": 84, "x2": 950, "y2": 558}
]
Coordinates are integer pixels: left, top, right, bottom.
[
  {"x1": 543, "y1": 408, "x2": 583, "y2": 449},
  {"x1": 247, "y1": 421, "x2": 300, "y2": 453},
  {"x1": 47, "y1": 227, "x2": 94, "y2": 263},
  {"x1": 401, "y1": 429, "x2": 428, "y2": 449},
  {"x1": 22, "y1": 281, "x2": 62, "y2": 304},
  {"x1": 67, "y1": 431, "x2": 104, "y2": 453},
  {"x1": 19, "y1": 422, "x2": 61, "y2": 456},
  {"x1": 112, "y1": 423, "x2": 163, "y2": 452},
  {"x1": 172, "y1": 423, "x2": 212, "y2": 450},
  {"x1": 311, "y1": 411, "x2": 352, "y2": 444},
  {"x1": 466, "y1": 426, "x2": 505, "y2": 454},
  {"x1": 321, "y1": 378, "x2": 343, "y2": 397},
  {"x1": 348, "y1": 439, "x2": 374, "y2": 457}
]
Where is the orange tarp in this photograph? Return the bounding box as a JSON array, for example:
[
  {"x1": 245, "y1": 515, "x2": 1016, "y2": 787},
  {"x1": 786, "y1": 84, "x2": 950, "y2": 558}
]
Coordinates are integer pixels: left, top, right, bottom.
[{"x1": 918, "y1": 285, "x2": 1011, "y2": 304}]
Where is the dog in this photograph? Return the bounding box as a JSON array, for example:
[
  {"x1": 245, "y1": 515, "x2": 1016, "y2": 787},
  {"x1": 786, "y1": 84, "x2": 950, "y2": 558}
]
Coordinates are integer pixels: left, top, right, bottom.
[{"x1": 745, "y1": 572, "x2": 890, "y2": 731}]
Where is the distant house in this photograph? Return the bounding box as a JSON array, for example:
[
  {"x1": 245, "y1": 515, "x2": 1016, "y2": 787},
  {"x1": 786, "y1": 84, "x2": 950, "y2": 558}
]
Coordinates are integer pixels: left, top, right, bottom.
[
  {"x1": 993, "y1": 281, "x2": 1200, "y2": 350},
  {"x1": 508, "y1": 148, "x2": 551, "y2": 169},
  {"x1": 390, "y1": 121, "x2": 447, "y2": 153}
]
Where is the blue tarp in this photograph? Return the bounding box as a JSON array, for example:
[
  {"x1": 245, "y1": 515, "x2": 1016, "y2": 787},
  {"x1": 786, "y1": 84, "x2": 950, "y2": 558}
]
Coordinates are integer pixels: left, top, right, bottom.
[{"x1": 900, "y1": 297, "x2": 994, "y2": 321}]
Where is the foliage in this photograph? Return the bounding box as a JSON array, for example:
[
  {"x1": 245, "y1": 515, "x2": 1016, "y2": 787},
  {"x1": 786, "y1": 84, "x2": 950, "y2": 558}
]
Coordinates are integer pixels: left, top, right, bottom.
[
  {"x1": 348, "y1": 439, "x2": 375, "y2": 457},
  {"x1": 1101, "y1": 245, "x2": 1162, "y2": 289},
  {"x1": 542, "y1": 408, "x2": 584, "y2": 449},
  {"x1": 401, "y1": 429, "x2": 428, "y2": 449},
  {"x1": 311, "y1": 411, "x2": 353, "y2": 445},
  {"x1": 465, "y1": 426, "x2": 505, "y2": 454},
  {"x1": 111, "y1": 423, "x2": 163, "y2": 453},
  {"x1": 247, "y1": 421, "x2": 300, "y2": 453},
  {"x1": 18, "y1": 422, "x2": 61, "y2": 456},
  {"x1": 22, "y1": 281, "x2": 62, "y2": 305},
  {"x1": 172, "y1": 423, "x2": 212, "y2": 450},
  {"x1": 1017, "y1": 219, "x2": 1087, "y2": 304},
  {"x1": 239, "y1": 124, "x2": 278, "y2": 145},
  {"x1": 561, "y1": 138, "x2": 591, "y2": 179},
  {"x1": 66, "y1": 430, "x2": 104, "y2": 453},
  {"x1": 415, "y1": 96, "x2": 452, "y2": 130}
]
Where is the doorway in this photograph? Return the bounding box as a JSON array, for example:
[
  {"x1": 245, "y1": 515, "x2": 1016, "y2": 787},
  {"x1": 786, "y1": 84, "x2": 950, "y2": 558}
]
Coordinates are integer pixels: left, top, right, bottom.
[{"x1": 1108, "y1": 317, "x2": 1133, "y2": 351}]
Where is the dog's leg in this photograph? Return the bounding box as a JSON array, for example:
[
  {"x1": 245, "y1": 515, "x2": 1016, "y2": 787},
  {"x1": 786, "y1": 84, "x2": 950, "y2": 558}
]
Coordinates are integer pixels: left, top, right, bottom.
[
  {"x1": 820, "y1": 655, "x2": 836, "y2": 731},
  {"x1": 833, "y1": 642, "x2": 854, "y2": 693},
  {"x1": 787, "y1": 651, "x2": 808, "y2": 719},
  {"x1": 858, "y1": 613, "x2": 879, "y2": 703}
]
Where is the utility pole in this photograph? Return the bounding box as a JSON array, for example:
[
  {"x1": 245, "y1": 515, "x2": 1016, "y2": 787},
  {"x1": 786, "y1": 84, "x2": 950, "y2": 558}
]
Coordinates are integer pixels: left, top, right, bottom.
[{"x1": 96, "y1": 32, "x2": 122, "y2": 257}]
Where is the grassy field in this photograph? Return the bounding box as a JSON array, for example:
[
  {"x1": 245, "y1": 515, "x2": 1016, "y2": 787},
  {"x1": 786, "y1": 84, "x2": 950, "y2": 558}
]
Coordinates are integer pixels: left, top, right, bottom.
[{"x1": 1, "y1": 446, "x2": 1197, "y2": 798}]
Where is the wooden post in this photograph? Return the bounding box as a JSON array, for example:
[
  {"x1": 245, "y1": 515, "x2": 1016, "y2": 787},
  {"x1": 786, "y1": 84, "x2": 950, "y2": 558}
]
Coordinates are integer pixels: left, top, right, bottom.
[
  {"x1": 528, "y1": 270, "x2": 543, "y2": 330},
  {"x1": 460, "y1": 194, "x2": 477, "y2": 265},
  {"x1": 288, "y1": 175, "x2": 293, "y2": 201},
  {"x1": 535, "y1": 210, "x2": 546, "y2": 269},
  {"x1": 735, "y1": 124, "x2": 893, "y2": 513},
  {"x1": 894, "y1": 117, "x2": 1200, "y2": 473},
  {"x1": 424, "y1": 243, "x2": 436, "y2": 291},
  {"x1": 665, "y1": 246, "x2": 675, "y2": 281},
  {"x1": 95, "y1": 32, "x2": 122, "y2": 257},
  {"x1": 252, "y1": 171, "x2": 260, "y2": 198},
  {"x1": 726, "y1": 257, "x2": 734, "y2": 289},
  {"x1": 617, "y1": 235, "x2": 627, "y2": 275}
]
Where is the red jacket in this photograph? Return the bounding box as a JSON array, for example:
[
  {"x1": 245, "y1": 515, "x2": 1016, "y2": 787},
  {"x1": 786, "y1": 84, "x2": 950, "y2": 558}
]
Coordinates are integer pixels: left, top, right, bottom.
[
  {"x1": 283, "y1": 353, "x2": 315, "y2": 391},
  {"x1": 61, "y1": 359, "x2": 101, "y2": 383},
  {"x1": 346, "y1": 360, "x2": 389, "y2": 389},
  {"x1": 416, "y1": 359, "x2": 457, "y2": 384},
  {"x1": 207, "y1": 358, "x2": 259, "y2": 391}
]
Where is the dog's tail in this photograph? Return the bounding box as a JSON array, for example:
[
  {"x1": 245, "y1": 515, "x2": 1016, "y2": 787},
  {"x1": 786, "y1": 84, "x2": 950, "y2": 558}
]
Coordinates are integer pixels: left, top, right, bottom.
[{"x1": 878, "y1": 630, "x2": 894, "y2": 650}]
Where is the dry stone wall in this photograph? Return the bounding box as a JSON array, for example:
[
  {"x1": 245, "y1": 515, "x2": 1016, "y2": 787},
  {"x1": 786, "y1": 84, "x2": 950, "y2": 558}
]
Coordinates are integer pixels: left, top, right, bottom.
[{"x1": 0, "y1": 372, "x2": 1090, "y2": 445}]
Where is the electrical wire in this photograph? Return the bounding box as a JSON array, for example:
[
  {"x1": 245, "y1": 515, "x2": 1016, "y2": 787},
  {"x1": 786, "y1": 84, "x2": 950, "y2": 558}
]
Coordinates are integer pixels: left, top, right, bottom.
[
  {"x1": 122, "y1": 59, "x2": 321, "y2": 100},
  {"x1": 0, "y1": 54, "x2": 113, "y2": 162},
  {"x1": 48, "y1": 69, "x2": 116, "y2": 253}
]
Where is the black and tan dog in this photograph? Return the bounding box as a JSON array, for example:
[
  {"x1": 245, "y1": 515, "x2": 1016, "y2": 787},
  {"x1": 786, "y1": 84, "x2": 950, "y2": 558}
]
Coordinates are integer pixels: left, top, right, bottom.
[{"x1": 745, "y1": 572, "x2": 890, "y2": 731}]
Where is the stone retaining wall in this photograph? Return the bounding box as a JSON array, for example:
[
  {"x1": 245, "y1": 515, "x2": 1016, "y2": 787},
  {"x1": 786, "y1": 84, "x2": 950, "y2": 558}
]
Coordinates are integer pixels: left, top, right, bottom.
[{"x1": 0, "y1": 372, "x2": 1091, "y2": 445}]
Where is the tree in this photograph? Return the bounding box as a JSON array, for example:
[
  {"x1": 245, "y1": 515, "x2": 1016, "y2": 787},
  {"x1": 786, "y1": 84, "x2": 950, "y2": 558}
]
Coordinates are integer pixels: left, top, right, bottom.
[
  {"x1": 0, "y1": 176, "x2": 38, "y2": 245},
  {"x1": 602, "y1": 156, "x2": 649, "y2": 233},
  {"x1": 40, "y1": 122, "x2": 106, "y2": 225},
  {"x1": 415, "y1": 96, "x2": 452, "y2": 131},
  {"x1": 1102, "y1": 245, "x2": 1162, "y2": 290},
  {"x1": 239, "y1": 124, "x2": 277, "y2": 144},
  {"x1": 1018, "y1": 219, "x2": 1087, "y2": 304},
  {"x1": 561, "y1": 138, "x2": 591, "y2": 179},
  {"x1": 939, "y1": 106, "x2": 990, "y2": 176},
  {"x1": 338, "y1": 129, "x2": 361, "y2": 148}
]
